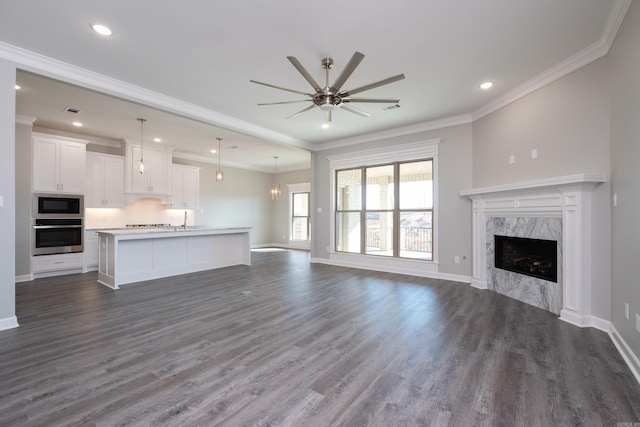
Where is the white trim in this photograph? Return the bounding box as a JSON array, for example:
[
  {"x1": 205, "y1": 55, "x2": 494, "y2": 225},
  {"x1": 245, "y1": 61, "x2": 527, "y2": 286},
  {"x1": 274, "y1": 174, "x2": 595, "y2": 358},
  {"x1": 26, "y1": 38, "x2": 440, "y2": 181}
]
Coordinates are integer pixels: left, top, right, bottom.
[
  {"x1": 610, "y1": 323, "x2": 640, "y2": 386},
  {"x1": 0, "y1": 316, "x2": 19, "y2": 331},
  {"x1": 310, "y1": 256, "x2": 470, "y2": 284},
  {"x1": 286, "y1": 182, "x2": 310, "y2": 193},
  {"x1": 318, "y1": 115, "x2": 471, "y2": 151},
  {"x1": 471, "y1": 0, "x2": 631, "y2": 122},
  {"x1": 327, "y1": 139, "x2": 440, "y2": 266},
  {"x1": 15, "y1": 274, "x2": 33, "y2": 283},
  {"x1": 601, "y1": 0, "x2": 633, "y2": 52},
  {"x1": 0, "y1": 41, "x2": 312, "y2": 151},
  {"x1": 462, "y1": 175, "x2": 606, "y2": 325},
  {"x1": 15, "y1": 114, "x2": 36, "y2": 126},
  {"x1": 460, "y1": 174, "x2": 607, "y2": 197},
  {"x1": 327, "y1": 139, "x2": 440, "y2": 170}
]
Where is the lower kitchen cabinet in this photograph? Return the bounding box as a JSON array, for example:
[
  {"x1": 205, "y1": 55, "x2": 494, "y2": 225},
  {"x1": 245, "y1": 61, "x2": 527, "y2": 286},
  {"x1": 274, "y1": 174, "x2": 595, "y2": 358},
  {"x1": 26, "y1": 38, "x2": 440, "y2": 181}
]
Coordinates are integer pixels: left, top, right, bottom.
[{"x1": 32, "y1": 253, "x2": 84, "y2": 274}]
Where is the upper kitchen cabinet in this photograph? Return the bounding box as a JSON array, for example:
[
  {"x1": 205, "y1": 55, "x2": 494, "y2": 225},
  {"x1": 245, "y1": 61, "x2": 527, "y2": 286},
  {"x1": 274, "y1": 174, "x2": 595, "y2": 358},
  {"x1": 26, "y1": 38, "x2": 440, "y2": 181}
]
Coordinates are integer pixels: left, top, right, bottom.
[
  {"x1": 124, "y1": 142, "x2": 174, "y2": 202},
  {"x1": 32, "y1": 133, "x2": 88, "y2": 194},
  {"x1": 171, "y1": 164, "x2": 200, "y2": 209},
  {"x1": 86, "y1": 152, "x2": 125, "y2": 208}
]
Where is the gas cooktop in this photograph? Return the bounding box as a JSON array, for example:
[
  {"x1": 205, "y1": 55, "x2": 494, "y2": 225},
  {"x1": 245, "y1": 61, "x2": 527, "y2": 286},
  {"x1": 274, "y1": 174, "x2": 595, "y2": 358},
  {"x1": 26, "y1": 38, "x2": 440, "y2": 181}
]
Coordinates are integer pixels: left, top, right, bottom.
[{"x1": 125, "y1": 224, "x2": 171, "y2": 228}]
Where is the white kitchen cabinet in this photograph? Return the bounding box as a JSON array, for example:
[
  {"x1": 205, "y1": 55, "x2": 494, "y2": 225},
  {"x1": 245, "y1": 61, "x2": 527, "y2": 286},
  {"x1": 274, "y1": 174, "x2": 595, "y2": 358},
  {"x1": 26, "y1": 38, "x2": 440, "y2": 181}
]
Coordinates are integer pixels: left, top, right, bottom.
[
  {"x1": 86, "y1": 152, "x2": 124, "y2": 208},
  {"x1": 83, "y1": 230, "x2": 99, "y2": 271},
  {"x1": 171, "y1": 164, "x2": 200, "y2": 209},
  {"x1": 32, "y1": 253, "x2": 84, "y2": 274},
  {"x1": 32, "y1": 133, "x2": 88, "y2": 194},
  {"x1": 125, "y1": 143, "x2": 174, "y2": 201}
]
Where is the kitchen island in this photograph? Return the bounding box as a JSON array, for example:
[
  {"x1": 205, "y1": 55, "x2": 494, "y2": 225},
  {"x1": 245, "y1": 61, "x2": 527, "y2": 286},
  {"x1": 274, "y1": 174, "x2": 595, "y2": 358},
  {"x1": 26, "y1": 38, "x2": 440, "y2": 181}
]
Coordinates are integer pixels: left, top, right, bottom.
[{"x1": 96, "y1": 227, "x2": 251, "y2": 289}]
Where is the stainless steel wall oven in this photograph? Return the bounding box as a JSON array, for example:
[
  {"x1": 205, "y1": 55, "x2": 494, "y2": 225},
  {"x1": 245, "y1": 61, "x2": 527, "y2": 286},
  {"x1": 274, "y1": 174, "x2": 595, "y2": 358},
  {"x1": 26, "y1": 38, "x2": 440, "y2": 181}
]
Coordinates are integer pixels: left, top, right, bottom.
[{"x1": 32, "y1": 194, "x2": 84, "y2": 256}]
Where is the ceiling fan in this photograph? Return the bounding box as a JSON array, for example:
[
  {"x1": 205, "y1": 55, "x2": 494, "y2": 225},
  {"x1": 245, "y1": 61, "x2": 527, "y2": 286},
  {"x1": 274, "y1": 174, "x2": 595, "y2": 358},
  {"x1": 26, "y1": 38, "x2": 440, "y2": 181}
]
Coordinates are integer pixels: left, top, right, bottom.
[{"x1": 250, "y1": 51, "x2": 405, "y2": 126}]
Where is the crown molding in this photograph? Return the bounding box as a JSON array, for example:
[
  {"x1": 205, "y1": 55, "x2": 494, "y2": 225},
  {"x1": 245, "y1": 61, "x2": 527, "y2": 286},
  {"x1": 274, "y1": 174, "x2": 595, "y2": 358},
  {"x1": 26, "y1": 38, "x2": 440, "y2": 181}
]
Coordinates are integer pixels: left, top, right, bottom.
[
  {"x1": 315, "y1": 114, "x2": 471, "y2": 151},
  {"x1": 15, "y1": 114, "x2": 36, "y2": 126},
  {"x1": 0, "y1": 42, "x2": 313, "y2": 152},
  {"x1": 601, "y1": 0, "x2": 632, "y2": 51},
  {"x1": 472, "y1": 0, "x2": 631, "y2": 121},
  {"x1": 2, "y1": 0, "x2": 630, "y2": 154},
  {"x1": 171, "y1": 151, "x2": 309, "y2": 174}
]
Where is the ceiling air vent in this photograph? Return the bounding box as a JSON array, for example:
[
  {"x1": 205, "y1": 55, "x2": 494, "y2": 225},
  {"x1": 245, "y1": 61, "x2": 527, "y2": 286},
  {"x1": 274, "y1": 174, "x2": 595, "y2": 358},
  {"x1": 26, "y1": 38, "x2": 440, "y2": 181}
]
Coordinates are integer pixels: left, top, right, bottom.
[
  {"x1": 64, "y1": 107, "x2": 81, "y2": 114},
  {"x1": 382, "y1": 104, "x2": 401, "y2": 111}
]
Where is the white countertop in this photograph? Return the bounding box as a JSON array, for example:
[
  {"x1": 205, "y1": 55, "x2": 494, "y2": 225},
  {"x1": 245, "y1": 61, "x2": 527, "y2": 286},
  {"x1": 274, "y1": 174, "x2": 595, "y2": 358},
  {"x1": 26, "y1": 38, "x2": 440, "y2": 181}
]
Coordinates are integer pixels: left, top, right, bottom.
[{"x1": 96, "y1": 226, "x2": 251, "y2": 239}]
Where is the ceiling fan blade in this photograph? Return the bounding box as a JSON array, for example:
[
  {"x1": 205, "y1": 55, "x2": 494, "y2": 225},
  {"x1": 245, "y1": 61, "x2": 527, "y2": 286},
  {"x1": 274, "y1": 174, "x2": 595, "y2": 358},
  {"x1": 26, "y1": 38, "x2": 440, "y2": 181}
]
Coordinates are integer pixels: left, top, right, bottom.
[
  {"x1": 343, "y1": 98, "x2": 400, "y2": 104},
  {"x1": 250, "y1": 80, "x2": 312, "y2": 97},
  {"x1": 340, "y1": 104, "x2": 371, "y2": 117},
  {"x1": 287, "y1": 56, "x2": 322, "y2": 92},
  {"x1": 341, "y1": 74, "x2": 405, "y2": 97},
  {"x1": 257, "y1": 100, "x2": 312, "y2": 106},
  {"x1": 287, "y1": 104, "x2": 316, "y2": 119},
  {"x1": 331, "y1": 51, "x2": 365, "y2": 92}
]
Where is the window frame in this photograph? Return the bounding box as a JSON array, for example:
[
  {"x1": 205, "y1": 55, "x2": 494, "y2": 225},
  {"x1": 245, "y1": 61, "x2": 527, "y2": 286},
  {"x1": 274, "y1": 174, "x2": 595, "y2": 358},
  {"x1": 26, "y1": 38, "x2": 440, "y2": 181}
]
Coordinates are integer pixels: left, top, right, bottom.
[
  {"x1": 291, "y1": 191, "x2": 311, "y2": 241},
  {"x1": 335, "y1": 159, "x2": 434, "y2": 260},
  {"x1": 328, "y1": 139, "x2": 440, "y2": 265}
]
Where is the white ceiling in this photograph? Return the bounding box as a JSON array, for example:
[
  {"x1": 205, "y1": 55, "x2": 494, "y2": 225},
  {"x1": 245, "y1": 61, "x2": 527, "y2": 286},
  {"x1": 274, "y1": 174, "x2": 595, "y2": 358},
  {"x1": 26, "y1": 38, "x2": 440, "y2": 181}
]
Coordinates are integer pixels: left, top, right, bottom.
[{"x1": 1, "y1": 0, "x2": 623, "y2": 171}]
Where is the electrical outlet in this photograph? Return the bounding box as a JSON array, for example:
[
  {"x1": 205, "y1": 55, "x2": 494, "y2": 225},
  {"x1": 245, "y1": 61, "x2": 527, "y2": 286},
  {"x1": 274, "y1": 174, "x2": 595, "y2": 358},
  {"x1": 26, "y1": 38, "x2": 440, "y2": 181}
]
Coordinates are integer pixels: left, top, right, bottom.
[
  {"x1": 636, "y1": 314, "x2": 640, "y2": 333},
  {"x1": 625, "y1": 303, "x2": 630, "y2": 320},
  {"x1": 454, "y1": 256, "x2": 460, "y2": 264},
  {"x1": 509, "y1": 154, "x2": 515, "y2": 164},
  {"x1": 531, "y1": 148, "x2": 538, "y2": 159}
]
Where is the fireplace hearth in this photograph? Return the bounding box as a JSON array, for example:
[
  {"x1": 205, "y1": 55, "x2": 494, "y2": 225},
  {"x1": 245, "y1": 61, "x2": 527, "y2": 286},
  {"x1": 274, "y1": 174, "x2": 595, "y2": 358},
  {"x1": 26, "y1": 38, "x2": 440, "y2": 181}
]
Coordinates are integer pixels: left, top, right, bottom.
[{"x1": 495, "y1": 235, "x2": 557, "y2": 282}]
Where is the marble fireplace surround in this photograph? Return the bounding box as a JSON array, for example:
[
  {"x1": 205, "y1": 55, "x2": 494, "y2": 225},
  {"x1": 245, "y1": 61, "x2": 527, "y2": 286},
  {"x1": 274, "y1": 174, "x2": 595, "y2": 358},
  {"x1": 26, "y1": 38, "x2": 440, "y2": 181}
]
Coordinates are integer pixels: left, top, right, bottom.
[{"x1": 460, "y1": 174, "x2": 607, "y2": 329}]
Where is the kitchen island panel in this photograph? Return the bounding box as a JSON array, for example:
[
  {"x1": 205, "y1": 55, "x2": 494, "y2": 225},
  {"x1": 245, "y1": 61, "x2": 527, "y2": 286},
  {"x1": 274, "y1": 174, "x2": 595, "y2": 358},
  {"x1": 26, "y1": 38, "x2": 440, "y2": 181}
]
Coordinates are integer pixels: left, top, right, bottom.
[{"x1": 97, "y1": 228, "x2": 251, "y2": 289}]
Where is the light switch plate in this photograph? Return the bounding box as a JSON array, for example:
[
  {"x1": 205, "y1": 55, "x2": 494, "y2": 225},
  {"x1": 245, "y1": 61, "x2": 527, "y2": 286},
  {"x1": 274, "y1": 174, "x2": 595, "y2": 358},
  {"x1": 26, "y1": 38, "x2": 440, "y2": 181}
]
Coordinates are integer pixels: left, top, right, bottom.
[{"x1": 0, "y1": 195, "x2": 3, "y2": 207}]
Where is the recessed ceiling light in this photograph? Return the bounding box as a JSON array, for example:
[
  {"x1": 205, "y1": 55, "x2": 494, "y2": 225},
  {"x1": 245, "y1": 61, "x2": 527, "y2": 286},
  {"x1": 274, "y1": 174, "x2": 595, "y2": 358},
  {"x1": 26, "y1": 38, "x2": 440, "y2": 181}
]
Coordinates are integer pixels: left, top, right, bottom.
[
  {"x1": 72, "y1": 121, "x2": 83, "y2": 127},
  {"x1": 210, "y1": 149, "x2": 217, "y2": 154},
  {"x1": 14, "y1": 84, "x2": 21, "y2": 90},
  {"x1": 153, "y1": 138, "x2": 162, "y2": 143},
  {"x1": 480, "y1": 81, "x2": 494, "y2": 90},
  {"x1": 91, "y1": 24, "x2": 113, "y2": 36}
]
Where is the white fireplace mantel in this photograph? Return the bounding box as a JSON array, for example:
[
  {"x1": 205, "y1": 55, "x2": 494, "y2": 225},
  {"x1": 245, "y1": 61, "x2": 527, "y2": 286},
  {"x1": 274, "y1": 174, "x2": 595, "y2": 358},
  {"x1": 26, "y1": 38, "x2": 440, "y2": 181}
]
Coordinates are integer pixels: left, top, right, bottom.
[{"x1": 460, "y1": 174, "x2": 607, "y2": 329}]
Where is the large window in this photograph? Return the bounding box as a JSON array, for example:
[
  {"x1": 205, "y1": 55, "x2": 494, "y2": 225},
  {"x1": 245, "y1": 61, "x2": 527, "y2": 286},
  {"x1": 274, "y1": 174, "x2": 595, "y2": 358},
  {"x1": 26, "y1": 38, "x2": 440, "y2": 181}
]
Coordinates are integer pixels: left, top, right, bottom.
[
  {"x1": 291, "y1": 192, "x2": 310, "y2": 241},
  {"x1": 335, "y1": 159, "x2": 433, "y2": 260}
]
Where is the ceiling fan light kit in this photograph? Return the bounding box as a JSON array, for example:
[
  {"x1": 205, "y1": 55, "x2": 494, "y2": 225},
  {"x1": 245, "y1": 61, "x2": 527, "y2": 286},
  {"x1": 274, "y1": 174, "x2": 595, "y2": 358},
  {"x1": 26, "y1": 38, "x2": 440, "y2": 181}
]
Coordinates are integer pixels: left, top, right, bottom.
[{"x1": 251, "y1": 51, "x2": 405, "y2": 126}]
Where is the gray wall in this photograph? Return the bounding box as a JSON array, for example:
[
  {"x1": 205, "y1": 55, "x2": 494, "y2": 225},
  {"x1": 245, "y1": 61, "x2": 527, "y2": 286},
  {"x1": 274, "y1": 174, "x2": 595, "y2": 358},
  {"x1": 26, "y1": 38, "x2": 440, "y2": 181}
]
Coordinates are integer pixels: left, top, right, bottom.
[
  {"x1": 472, "y1": 57, "x2": 610, "y2": 187},
  {"x1": 15, "y1": 122, "x2": 32, "y2": 277},
  {"x1": 173, "y1": 158, "x2": 278, "y2": 245},
  {"x1": 471, "y1": 55, "x2": 612, "y2": 321},
  {"x1": 609, "y1": 0, "x2": 640, "y2": 359},
  {"x1": 311, "y1": 124, "x2": 473, "y2": 277},
  {"x1": 0, "y1": 59, "x2": 16, "y2": 326}
]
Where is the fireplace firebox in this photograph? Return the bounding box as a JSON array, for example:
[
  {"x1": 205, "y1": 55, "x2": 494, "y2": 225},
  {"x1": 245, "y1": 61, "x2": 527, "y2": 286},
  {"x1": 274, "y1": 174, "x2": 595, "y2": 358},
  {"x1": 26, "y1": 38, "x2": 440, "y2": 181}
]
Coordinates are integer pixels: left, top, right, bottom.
[{"x1": 494, "y1": 235, "x2": 557, "y2": 282}]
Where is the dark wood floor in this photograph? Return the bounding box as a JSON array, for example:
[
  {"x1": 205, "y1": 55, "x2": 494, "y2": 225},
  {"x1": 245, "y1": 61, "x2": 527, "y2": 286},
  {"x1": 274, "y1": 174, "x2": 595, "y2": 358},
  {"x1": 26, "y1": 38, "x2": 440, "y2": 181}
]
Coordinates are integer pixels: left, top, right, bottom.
[{"x1": 1, "y1": 250, "x2": 639, "y2": 426}]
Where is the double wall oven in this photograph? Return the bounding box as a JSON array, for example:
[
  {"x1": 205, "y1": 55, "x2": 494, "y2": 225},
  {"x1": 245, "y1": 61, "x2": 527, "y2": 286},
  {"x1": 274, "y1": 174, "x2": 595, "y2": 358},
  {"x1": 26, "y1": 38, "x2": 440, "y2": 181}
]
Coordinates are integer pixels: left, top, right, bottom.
[{"x1": 32, "y1": 193, "x2": 84, "y2": 256}]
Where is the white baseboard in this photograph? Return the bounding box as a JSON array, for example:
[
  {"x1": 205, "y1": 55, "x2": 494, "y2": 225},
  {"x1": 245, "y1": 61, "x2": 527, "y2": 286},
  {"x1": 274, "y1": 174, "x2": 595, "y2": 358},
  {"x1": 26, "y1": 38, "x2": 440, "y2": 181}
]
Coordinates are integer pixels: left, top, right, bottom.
[
  {"x1": 559, "y1": 310, "x2": 610, "y2": 333},
  {"x1": 252, "y1": 243, "x2": 310, "y2": 251},
  {"x1": 15, "y1": 274, "x2": 33, "y2": 283},
  {"x1": 310, "y1": 257, "x2": 471, "y2": 284},
  {"x1": 609, "y1": 323, "x2": 640, "y2": 386},
  {"x1": 0, "y1": 316, "x2": 19, "y2": 331}
]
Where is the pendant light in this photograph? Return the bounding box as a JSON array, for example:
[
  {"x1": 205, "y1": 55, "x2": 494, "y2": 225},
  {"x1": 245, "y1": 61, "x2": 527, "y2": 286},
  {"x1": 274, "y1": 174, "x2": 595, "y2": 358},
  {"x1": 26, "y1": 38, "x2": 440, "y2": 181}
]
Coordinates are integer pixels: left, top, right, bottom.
[
  {"x1": 137, "y1": 118, "x2": 146, "y2": 174},
  {"x1": 271, "y1": 156, "x2": 281, "y2": 200},
  {"x1": 215, "y1": 137, "x2": 223, "y2": 182}
]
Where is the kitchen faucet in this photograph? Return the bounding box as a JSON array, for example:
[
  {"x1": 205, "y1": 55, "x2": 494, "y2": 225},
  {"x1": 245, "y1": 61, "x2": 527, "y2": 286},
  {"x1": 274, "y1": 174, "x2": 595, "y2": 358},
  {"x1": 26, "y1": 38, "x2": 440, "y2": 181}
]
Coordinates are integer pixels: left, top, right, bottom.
[{"x1": 183, "y1": 210, "x2": 187, "y2": 230}]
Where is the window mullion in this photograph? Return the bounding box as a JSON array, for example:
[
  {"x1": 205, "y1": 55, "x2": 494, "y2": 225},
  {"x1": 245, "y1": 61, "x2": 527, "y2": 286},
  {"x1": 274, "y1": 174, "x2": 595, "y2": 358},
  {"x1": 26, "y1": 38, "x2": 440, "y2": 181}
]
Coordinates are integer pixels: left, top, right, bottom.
[{"x1": 361, "y1": 166, "x2": 366, "y2": 255}]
